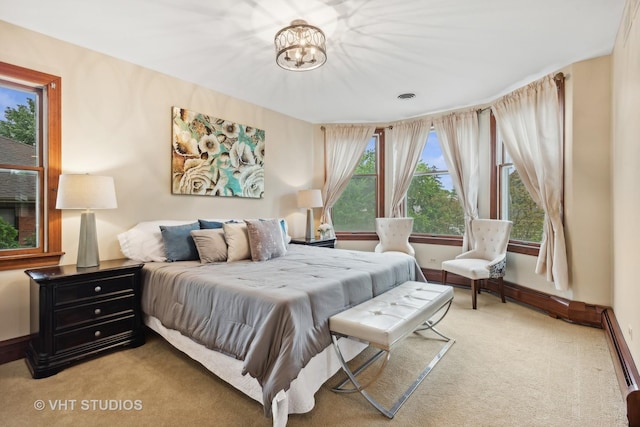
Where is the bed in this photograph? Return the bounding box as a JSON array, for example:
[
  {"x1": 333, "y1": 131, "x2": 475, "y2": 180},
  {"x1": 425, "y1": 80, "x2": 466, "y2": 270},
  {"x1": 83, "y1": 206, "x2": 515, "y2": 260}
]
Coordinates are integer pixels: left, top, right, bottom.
[{"x1": 119, "y1": 219, "x2": 425, "y2": 426}]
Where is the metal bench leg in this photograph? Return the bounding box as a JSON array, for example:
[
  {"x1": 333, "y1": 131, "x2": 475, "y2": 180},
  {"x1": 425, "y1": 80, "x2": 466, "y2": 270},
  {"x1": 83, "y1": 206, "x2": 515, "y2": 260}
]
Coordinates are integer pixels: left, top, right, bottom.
[
  {"x1": 331, "y1": 335, "x2": 396, "y2": 418},
  {"x1": 414, "y1": 299, "x2": 453, "y2": 341},
  {"x1": 331, "y1": 321, "x2": 455, "y2": 418}
]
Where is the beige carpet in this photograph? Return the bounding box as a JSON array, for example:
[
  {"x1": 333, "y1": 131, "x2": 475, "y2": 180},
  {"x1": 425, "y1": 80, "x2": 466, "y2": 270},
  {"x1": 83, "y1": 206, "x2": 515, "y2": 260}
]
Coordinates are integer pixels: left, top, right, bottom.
[{"x1": 0, "y1": 288, "x2": 628, "y2": 427}]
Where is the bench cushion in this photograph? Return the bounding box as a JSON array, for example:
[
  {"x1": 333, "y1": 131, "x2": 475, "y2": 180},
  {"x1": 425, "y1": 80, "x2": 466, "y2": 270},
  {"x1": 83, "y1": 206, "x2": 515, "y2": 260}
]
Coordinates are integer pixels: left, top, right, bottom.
[{"x1": 329, "y1": 281, "x2": 454, "y2": 350}]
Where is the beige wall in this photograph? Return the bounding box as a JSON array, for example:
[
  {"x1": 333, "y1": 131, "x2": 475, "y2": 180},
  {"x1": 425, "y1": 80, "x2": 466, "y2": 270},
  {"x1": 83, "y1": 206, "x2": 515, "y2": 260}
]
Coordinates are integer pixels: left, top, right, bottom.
[
  {"x1": 611, "y1": 8, "x2": 640, "y2": 365},
  {"x1": 563, "y1": 56, "x2": 613, "y2": 303},
  {"x1": 0, "y1": 21, "x2": 315, "y2": 341}
]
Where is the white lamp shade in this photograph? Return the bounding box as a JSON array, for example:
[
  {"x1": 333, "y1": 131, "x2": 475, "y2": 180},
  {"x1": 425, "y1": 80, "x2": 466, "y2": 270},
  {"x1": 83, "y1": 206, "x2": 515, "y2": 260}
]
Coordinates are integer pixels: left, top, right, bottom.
[
  {"x1": 297, "y1": 189, "x2": 323, "y2": 209},
  {"x1": 56, "y1": 174, "x2": 117, "y2": 209}
]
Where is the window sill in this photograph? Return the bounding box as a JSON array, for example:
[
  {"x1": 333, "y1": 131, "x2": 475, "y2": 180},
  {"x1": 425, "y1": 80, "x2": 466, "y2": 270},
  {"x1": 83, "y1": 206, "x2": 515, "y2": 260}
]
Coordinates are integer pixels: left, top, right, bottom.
[
  {"x1": 335, "y1": 232, "x2": 378, "y2": 241},
  {"x1": 0, "y1": 252, "x2": 65, "y2": 272},
  {"x1": 507, "y1": 241, "x2": 540, "y2": 256},
  {"x1": 409, "y1": 235, "x2": 463, "y2": 246},
  {"x1": 336, "y1": 232, "x2": 539, "y2": 256}
]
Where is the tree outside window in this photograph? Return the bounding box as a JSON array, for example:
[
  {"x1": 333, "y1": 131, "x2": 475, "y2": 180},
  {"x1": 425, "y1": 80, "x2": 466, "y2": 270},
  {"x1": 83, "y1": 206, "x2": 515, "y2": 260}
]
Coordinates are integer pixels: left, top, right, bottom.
[
  {"x1": 332, "y1": 134, "x2": 380, "y2": 232},
  {"x1": 497, "y1": 141, "x2": 544, "y2": 243},
  {"x1": 407, "y1": 130, "x2": 465, "y2": 236}
]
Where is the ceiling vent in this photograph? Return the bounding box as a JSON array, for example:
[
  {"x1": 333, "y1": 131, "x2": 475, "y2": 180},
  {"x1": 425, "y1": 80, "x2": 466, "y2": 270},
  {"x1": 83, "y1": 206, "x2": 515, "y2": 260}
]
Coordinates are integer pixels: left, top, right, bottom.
[{"x1": 397, "y1": 93, "x2": 416, "y2": 100}]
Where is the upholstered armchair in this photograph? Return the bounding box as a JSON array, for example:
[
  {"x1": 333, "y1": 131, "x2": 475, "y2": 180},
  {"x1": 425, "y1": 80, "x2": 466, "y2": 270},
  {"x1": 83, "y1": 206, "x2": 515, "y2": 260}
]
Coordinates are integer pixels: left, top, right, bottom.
[
  {"x1": 441, "y1": 219, "x2": 512, "y2": 309},
  {"x1": 374, "y1": 217, "x2": 415, "y2": 256}
]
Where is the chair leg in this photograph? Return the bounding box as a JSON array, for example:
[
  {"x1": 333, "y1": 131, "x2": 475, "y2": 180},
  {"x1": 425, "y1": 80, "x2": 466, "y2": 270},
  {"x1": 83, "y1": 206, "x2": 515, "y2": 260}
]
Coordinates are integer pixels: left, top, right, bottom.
[
  {"x1": 441, "y1": 270, "x2": 447, "y2": 286},
  {"x1": 499, "y1": 277, "x2": 506, "y2": 303},
  {"x1": 471, "y1": 279, "x2": 477, "y2": 310}
]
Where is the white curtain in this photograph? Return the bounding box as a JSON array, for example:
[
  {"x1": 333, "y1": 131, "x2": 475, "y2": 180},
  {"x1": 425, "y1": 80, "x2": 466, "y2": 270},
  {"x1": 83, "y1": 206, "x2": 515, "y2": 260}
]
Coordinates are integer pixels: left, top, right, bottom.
[
  {"x1": 433, "y1": 110, "x2": 480, "y2": 251},
  {"x1": 321, "y1": 125, "x2": 376, "y2": 226},
  {"x1": 389, "y1": 119, "x2": 432, "y2": 217},
  {"x1": 491, "y1": 75, "x2": 568, "y2": 290}
]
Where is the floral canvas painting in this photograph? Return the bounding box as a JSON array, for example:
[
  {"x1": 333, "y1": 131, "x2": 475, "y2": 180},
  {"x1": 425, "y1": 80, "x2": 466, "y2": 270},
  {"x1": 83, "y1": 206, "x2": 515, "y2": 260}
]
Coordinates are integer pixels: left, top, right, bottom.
[{"x1": 172, "y1": 107, "x2": 265, "y2": 198}]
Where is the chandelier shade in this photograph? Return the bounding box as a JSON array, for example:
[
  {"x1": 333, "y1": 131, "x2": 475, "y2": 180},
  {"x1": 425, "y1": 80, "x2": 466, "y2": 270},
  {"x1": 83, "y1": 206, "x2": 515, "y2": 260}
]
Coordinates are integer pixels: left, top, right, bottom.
[{"x1": 274, "y1": 19, "x2": 327, "y2": 71}]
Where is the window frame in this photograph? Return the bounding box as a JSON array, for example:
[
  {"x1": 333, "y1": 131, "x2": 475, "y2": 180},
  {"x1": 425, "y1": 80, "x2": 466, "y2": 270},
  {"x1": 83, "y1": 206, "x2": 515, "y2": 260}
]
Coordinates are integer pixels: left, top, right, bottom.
[
  {"x1": 0, "y1": 62, "x2": 62, "y2": 270},
  {"x1": 334, "y1": 128, "x2": 385, "y2": 240}
]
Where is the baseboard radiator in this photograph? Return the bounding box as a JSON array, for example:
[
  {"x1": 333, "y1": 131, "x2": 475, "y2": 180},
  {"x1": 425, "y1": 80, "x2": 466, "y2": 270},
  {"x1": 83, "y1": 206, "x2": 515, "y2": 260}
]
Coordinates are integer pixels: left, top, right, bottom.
[{"x1": 603, "y1": 309, "x2": 640, "y2": 427}]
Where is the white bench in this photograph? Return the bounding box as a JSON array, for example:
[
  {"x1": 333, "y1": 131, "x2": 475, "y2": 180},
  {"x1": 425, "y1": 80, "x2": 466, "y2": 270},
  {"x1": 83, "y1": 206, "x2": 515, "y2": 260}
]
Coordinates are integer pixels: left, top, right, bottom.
[{"x1": 329, "y1": 281, "x2": 455, "y2": 418}]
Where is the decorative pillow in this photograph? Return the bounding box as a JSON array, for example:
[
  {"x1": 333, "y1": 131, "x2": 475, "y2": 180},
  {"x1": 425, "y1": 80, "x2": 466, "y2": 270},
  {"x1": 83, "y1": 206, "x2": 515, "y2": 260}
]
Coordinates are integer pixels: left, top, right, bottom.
[
  {"x1": 246, "y1": 219, "x2": 287, "y2": 262},
  {"x1": 118, "y1": 220, "x2": 193, "y2": 262},
  {"x1": 190, "y1": 229, "x2": 227, "y2": 263},
  {"x1": 278, "y1": 218, "x2": 292, "y2": 245},
  {"x1": 160, "y1": 222, "x2": 200, "y2": 262},
  {"x1": 223, "y1": 222, "x2": 251, "y2": 262},
  {"x1": 198, "y1": 219, "x2": 224, "y2": 229}
]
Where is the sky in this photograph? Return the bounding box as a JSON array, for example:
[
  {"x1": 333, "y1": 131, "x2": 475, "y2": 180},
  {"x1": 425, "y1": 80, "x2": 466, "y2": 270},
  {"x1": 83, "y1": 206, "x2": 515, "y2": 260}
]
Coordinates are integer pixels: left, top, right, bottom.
[
  {"x1": 0, "y1": 86, "x2": 34, "y2": 119},
  {"x1": 423, "y1": 130, "x2": 446, "y2": 170},
  {"x1": 423, "y1": 130, "x2": 454, "y2": 191}
]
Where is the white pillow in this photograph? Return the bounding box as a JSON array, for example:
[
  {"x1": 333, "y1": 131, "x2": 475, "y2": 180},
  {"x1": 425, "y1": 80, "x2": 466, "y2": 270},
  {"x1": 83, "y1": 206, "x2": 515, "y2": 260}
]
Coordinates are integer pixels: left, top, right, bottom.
[
  {"x1": 117, "y1": 220, "x2": 193, "y2": 262},
  {"x1": 223, "y1": 222, "x2": 251, "y2": 262}
]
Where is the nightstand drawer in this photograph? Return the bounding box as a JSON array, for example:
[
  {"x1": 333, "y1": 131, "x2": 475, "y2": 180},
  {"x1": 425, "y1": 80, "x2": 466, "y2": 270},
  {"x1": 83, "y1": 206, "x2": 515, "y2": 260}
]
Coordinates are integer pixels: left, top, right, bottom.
[
  {"x1": 54, "y1": 274, "x2": 135, "y2": 305},
  {"x1": 55, "y1": 294, "x2": 135, "y2": 331},
  {"x1": 54, "y1": 316, "x2": 135, "y2": 353}
]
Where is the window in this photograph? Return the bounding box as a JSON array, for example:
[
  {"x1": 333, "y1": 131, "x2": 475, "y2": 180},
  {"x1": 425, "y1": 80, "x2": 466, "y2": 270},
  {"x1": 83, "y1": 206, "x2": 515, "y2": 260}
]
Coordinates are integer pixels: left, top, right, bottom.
[
  {"x1": 495, "y1": 139, "x2": 544, "y2": 243},
  {"x1": 408, "y1": 130, "x2": 464, "y2": 236},
  {"x1": 0, "y1": 62, "x2": 62, "y2": 270},
  {"x1": 332, "y1": 129, "x2": 384, "y2": 232}
]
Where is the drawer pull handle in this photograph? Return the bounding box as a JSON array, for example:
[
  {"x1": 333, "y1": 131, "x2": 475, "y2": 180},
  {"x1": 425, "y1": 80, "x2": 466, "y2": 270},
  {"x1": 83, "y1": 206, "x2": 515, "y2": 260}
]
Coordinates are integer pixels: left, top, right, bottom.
[
  {"x1": 94, "y1": 308, "x2": 102, "y2": 316},
  {"x1": 94, "y1": 330, "x2": 101, "y2": 338},
  {"x1": 94, "y1": 286, "x2": 102, "y2": 293}
]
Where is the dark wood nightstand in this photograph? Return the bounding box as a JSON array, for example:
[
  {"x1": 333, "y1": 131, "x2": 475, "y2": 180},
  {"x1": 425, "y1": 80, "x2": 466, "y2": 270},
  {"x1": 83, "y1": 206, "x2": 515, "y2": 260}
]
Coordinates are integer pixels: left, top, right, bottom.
[
  {"x1": 25, "y1": 259, "x2": 145, "y2": 379},
  {"x1": 290, "y1": 236, "x2": 336, "y2": 248}
]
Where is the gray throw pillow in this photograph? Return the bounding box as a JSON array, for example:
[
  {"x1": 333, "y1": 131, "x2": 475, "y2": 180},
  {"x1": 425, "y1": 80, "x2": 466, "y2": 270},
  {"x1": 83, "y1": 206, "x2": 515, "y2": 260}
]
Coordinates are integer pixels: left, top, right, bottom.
[
  {"x1": 245, "y1": 219, "x2": 287, "y2": 262},
  {"x1": 190, "y1": 229, "x2": 227, "y2": 263}
]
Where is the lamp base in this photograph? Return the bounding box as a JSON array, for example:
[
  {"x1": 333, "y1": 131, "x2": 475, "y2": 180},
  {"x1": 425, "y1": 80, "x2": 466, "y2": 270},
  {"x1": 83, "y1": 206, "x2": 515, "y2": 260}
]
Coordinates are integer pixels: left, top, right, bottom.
[
  {"x1": 77, "y1": 211, "x2": 100, "y2": 268},
  {"x1": 305, "y1": 208, "x2": 315, "y2": 240}
]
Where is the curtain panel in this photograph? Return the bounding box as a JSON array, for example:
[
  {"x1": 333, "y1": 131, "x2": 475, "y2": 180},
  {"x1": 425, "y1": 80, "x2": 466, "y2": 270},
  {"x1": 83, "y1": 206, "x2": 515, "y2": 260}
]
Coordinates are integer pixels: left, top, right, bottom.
[
  {"x1": 388, "y1": 120, "x2": 432, "y2": 218},
  {"x1": 321, "y1": 125, "x2": 376, "y2": 226},
  {"x1": 433, "y1": 110, "x2": 480, "y2": 251},
  {"x1": 491, "y1": 75, "x2": 568, "y2": 290}
]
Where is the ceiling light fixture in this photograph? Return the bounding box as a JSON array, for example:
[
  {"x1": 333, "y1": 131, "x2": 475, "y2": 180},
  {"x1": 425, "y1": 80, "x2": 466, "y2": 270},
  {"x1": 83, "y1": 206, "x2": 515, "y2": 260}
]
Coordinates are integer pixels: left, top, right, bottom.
[{"x1": 274, "y1": 19, "x2": 326, "y2": 71}]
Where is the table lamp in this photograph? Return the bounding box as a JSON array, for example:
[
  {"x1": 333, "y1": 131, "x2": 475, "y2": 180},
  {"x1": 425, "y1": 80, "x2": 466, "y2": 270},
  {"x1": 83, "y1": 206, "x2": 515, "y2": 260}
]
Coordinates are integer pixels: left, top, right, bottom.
[
  {"x1": 56, "y1": 174, "x2": 117, "y2": 268},
  {"x1": 297, "y1": 189, "x2": 323, "y2": 240}
]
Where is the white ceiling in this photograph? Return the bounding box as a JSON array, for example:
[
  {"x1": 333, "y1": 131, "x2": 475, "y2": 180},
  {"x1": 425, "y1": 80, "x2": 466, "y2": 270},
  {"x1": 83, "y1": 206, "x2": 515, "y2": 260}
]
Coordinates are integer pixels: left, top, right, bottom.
[{"x1": 0, "y1": 0, "x2": 625, "y2": 124}]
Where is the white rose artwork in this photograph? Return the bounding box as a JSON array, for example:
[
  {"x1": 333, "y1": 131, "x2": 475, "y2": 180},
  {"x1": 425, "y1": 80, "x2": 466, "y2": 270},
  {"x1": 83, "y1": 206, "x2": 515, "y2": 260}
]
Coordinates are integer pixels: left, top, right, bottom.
[{"x1": 171, "y1": 106, "x2": 265, "y2": 198}]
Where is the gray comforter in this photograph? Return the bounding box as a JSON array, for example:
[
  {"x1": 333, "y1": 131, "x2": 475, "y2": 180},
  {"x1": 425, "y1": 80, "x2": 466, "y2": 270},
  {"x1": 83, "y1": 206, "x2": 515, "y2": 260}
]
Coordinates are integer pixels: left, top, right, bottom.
[{"x1": 141, "y1": 245, "x2": 425, "y2": 416}]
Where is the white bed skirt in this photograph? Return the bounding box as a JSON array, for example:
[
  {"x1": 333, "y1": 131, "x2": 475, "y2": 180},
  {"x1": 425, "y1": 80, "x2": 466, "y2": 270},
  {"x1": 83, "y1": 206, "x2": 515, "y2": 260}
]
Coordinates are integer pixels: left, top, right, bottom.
[{"x1": 145, "y1": 315, "x2": 366, "y2": 426}]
